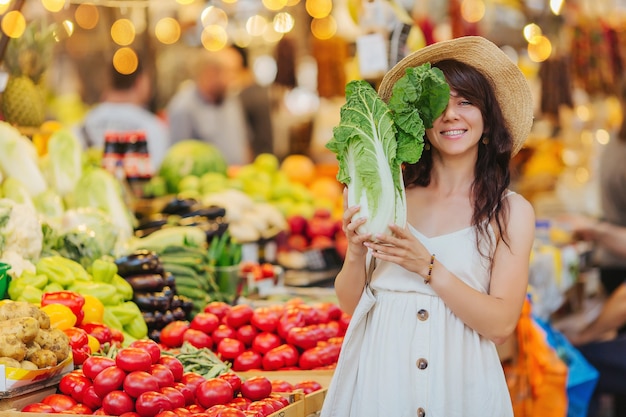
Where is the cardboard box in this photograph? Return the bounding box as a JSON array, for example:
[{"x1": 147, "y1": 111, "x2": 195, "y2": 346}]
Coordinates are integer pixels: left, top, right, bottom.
[{"x1": 0, "y1": 356, "x2": 73, "y2": 398}]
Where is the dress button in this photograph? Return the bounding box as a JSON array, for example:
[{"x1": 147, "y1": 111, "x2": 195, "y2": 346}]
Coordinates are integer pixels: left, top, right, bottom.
[
  {"x1": 416, "y1": 358, "x2": 428, "y2": 369},
  {"x1": 417, "y1": 407, "x2": 426, "y2": 417},
  {"x1": 417, "y1": 309, "x2": 429, "y2": 321}
]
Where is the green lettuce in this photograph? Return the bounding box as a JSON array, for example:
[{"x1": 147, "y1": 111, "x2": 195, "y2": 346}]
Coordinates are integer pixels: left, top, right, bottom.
[{"x1": 326, "y1": 63, "x2": 449, "y2": 238}]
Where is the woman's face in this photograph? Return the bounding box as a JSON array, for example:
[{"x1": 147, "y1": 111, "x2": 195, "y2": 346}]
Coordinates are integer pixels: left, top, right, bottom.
[{"x1": 426, "y1": 89, "x2": 484, "y2": 156}]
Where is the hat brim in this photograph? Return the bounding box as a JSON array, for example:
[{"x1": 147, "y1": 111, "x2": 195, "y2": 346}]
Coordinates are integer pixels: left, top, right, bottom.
[{"x1": 378, "y1": 36, "x2": 533, "y2": 155}]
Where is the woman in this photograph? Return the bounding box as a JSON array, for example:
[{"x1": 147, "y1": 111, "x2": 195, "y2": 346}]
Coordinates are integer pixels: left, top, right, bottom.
[{"x1": 321, "y1": 36, "x2": 536, "y2": 417}]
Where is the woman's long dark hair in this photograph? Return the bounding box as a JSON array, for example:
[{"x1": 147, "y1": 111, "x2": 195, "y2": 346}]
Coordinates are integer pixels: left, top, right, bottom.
[{"x1": 403, "y1": 59, "x2": 512, "y2": 259}]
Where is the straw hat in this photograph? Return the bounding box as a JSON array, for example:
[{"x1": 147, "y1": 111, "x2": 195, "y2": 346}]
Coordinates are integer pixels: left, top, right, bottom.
[{"x1": 378, "y1": 36, "x2": 533, "y2": 155}]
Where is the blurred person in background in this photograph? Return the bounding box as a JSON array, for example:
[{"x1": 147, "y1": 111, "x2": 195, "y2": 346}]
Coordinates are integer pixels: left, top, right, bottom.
[
  {"x1": 228, "y1": 45, "x2": 274, "y2": 158},
  {"x1": 558, "y1": 77, "x2": 626, "y2": 416},
  {"x1": 75, "y1": 59, "x2": 170, "y2": 172},
  {"x1": 166, "y1": 48, "x2": 251, "y2": 166}
]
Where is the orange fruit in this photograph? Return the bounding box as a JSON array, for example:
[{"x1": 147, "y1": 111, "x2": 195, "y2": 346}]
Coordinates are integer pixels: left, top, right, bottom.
[
  {"x1": 280, "y1": 154, "x2": 316, "y2": 185},
  {"x1": 309, "y1": 176, "x2": 343, "y2": 202}
]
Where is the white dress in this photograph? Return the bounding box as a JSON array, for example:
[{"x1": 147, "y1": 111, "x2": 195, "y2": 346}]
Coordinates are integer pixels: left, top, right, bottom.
[{"x1": 320, "y1": 222, "x2": 514, "y2": 417}]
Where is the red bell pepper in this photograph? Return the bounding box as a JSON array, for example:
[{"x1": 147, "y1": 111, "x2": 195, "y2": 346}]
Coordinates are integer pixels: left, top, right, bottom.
[
  {"x1": 80, "y1": 323, "x2": 113, "y2": 345},
  {"x1": 41, "y1": 291, "x2": 86, "y2": 326}
]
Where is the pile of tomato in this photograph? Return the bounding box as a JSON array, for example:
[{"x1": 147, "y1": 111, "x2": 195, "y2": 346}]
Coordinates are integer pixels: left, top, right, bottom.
[
  {"x1": 21, "y1": 339, "x2": 295, "y2": 417},
  {"x1": 158, "y1": 299, "x2": 350, "y2": 372}
]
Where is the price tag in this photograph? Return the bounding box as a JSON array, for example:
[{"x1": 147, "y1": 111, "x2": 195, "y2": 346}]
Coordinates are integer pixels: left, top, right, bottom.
[{"x1": 356, "y1": 32, "x2": 389, "y2": 79}]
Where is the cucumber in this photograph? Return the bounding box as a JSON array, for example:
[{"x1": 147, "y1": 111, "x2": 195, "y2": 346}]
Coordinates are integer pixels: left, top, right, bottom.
[
  {"x1": 127, "y1": 226, "x2": 207, "y2": 253},
  {"x1": 175, "y1": 276, "x2": 208, "y2": 291},
  {"x1": 175, "y1": 285, "x2": 209, "y2": 301},
  {"x1": 162, "y1": 263, "x2": 200, "y2": 279}
]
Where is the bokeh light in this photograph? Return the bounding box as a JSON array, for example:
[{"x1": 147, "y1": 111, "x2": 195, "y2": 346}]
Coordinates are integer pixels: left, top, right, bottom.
[
  {"x1": 201, "y1": 24, "x2": 228, "y2": 51},
  {"x1": 42, "y1": 0, "x2": 64, "y2": 13},
  {"x1": 246, "y1": 15, "x2": 268, "y2": 37},
  {"x1": 0, "y1": 1, "x2": 10, "y2": 15},
  {"x1": 263, "y1": 26, "x2": 284, "y2": 43},
  {"x1": 113, "y1": 47, "x2": 138, "y2": 75},
  {"x1": 1, "y1": 11, "x2": 25, "y2": 38},
  {"x1": 263, "y1": 0, "x2": 288, "y2": 11},
  {"x1": 523, "y1": 23, "x2": 542, "y2": 42},
  {"x1": 111, "y1": 18, "x2": 136, "y2": 46},
  {"x1": 306, "y1": 0, "x2": 333, "y2": 19},
  {"x1": 527, "y1": 35, "x2": 552, "y2": 62},
  {"x1": 155, "y1": 17, "x2": 180, "y2": 45},
  {"x1": 311, "y1": 15, "x2": 336, "y2": 40},
  {"x1": 75, "y1": 4, "x2": 99, "y2": 30},
  {"x1": 273, "y1": 12, "x2": 295, "y2": 34},
  {"x1": 461, "y1": 0, "x2": 485, "y2": 23},
  {"x1": 201, "y1": 6, "x2": 228, "y2": 28}
]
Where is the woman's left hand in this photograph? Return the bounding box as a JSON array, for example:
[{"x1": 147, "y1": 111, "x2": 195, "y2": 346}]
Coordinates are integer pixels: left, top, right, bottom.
[{"x1": 365, "y1": 224, "x2": 432, "y2": 277}]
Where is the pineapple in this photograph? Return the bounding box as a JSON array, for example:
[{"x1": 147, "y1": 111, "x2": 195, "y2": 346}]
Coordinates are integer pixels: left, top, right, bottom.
[{"x1": 1, "y1": 19, "x2": 57, "y2": 127}]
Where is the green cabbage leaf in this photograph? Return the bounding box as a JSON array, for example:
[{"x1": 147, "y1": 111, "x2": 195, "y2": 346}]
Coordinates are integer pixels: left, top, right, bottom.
[{"x1": 326, "y1": 63, "x2": 449, "y2": 238}]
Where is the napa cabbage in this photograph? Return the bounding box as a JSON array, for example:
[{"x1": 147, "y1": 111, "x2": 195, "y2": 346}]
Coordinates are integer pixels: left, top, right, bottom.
[{"x1": 326, "y1": 63, "x2": 449, "y2": 239}]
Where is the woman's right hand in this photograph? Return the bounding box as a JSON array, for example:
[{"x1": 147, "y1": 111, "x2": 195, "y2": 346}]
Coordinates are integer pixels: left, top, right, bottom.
[{"x1": 342, "y1": 188, "x2": 371, "y2": 259}]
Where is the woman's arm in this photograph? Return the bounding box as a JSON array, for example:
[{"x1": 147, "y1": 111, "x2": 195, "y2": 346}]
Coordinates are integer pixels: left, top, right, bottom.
[
  {"x1": 559, "y1": 213, "x2": 626, "y2": 258},
  {"x1": 365, "y1": 194, "x2": 535, "y2": 343}
]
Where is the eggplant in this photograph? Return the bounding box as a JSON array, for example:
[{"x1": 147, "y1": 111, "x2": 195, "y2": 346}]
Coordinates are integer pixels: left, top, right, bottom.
[
  {"x1": 172, "y1": 307, "x2": 186, "y2": 321},
  {"x1": 142, "y1": 311, "x2": 164, "y2": 329},
  {"x1": 115, "y1": 250, "x2": 163, "y2": 277},
  {"x1": 164, "y1": 272, "x2": 176, "y2": 290},
  {"x1": 180, "y1": 206, "x2": 227, "y2": 220},
  {"x1": 133, "y1": 291, "x2": 172, "y2": 312},
  {"x1": 125, "y1": 273, "x2": 166, "y2": 292},
  {"x1": 161, "y1": 198, "x2": 198, "y2": 215},
  {"x1": 149, "y1": 328, "x2": 161, "y2": 343}
]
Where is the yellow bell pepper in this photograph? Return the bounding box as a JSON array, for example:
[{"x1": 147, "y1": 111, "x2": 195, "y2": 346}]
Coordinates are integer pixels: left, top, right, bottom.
[{"x1": 40, "y1": 303, "x2": 77, "y2": 330}]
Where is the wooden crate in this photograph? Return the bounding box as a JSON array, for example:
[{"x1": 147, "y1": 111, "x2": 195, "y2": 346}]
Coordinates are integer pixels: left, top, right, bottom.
[{"x1": 268, "y1": 391, "x2": 305, "y2": 417}]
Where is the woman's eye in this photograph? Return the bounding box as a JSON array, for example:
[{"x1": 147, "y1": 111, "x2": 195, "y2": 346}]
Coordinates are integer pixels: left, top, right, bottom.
[{"x1": 460, "y1": 100, "x2": 472, "y2": 106}]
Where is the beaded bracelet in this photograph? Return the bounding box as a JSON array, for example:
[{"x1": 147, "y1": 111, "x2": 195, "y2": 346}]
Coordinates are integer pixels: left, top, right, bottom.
[{"x1": 424, "y1": 254, "x2": 435, "y2": 284}]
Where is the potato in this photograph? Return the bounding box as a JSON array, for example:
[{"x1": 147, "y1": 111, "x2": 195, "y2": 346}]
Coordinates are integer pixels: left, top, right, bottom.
[
  {"x1": 35, "y1": 328, "x2": 70, "y2": 362},
  {"x1": 20, "y1": 360, "x2": 38, "y2": 370},
  {"x1": 0, "y1": 334, "x2": 26, "y2": 361},
  {"x1": 0, "y1": 317, "x2": 40, "y2": 343},
  {"x1": 0, "y1": 357, "x2": 21, "y2": 368},
  {"x1": 25, "y1": 342, "x2": 41, "y2": 358},
  {"x1": 27, "y1": 349, "x2": 57, "y2": 369},
  {"x1": 0, "y1": 301, "x2": 50, "y2": 329}
]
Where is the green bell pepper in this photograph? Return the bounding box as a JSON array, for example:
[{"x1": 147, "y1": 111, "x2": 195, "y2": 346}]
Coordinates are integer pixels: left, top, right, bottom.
[
  {"x1": 103, "y1": 308, "x2": 123, "y2": 332},
  {"x1": 90, "y1": 258, "x2": 118, "y2": 283},
  {"x1": 17, "y1": 285, "x2": 43, "y2": 304},
  {"x1": 36, "y1": 257, "x2": 74, "y2": 288},
  {"x1": 124, "y1": 314, "x2": 148, "y2": 340},
  {"x1": 111, "y1": 274, "x2": 134, "y2": 301},
  {"x1": 106, "y1": 302, "x2": 141, "y2": 326},
  {"x1": 68, "y1": 281, "x2": 122, "y2": 306}
]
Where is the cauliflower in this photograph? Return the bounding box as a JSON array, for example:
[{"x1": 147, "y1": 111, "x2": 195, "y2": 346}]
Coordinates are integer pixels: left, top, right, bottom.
[
  {"x1": 0, "y1": 198, "x2": 43, "y2": 261},
  {"x1": 0, "y1": 250, "x2": 36, "y2": 278}
]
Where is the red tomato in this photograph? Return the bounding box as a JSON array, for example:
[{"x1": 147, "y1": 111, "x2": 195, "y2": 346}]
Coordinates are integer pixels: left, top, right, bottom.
[
  {"x1": 204, "y1": 405, "x2": 230, "y2": 417},
  {"x1": 226, "y1": 397, "x2": 251, "y2": 411},
  {"x1": 286, "y1": 325, "x2": 325, "y2": 350},
  {"x1": 172, "y1": 382, "x2": 195, "y2": 406},
  {"x1": 217, "y1": 372, "x2": 242, "y2": 394},
  {"x1": 195, "y1": 378, "x2": 234, "y2": 409},
  {"x1": 130, "y1": 339, "x2": 162, "y2": 364},
  {"x1": 270, "y1": 379, "x2": 294, "y2": 393},
  {"x1": 185, "y1": 404, "x2": 205, "y2": 414},
  {"x1": 160, "y1": 386, "x2": 186, "y2": 409},
  {"x1": 251, "y1": 332, "x2": 282, "y2": 355},
  {"x1": 338, "y1": 312, "x2": 351, "y2": 334},
  {"x1": 82, "y1": 385, "x2": 103, "y2": 410},
  {"x1": 119, "y1": 412, "x2": 141, "y2": 417},
  {"x1": 268, "y1": 393, "x2": 289, "y2": 407},
  {"x1": 240, "y1": 377, "x2": 272, "y2": 401},
  {"x1": 294, "y1": 380, "x2": 323, "y2": 394},
  {"x1": 217, "y1": 338, "x2": 245, "y2": 360},
  {"x1": 123, "y1": 371, "x2": 160, "y2": 398},
  {"x1": 102, "y1": 390, "x2": 134, "y2": 415},
  {"x1": 181, "y1": 372, "x2": 205, "y2": 392},
  {"x1": 63, "y1": 327, "x2": 89, "y2": 349},
  {"x1": 190, "y1": 312, "x2": 220, "y2": 334},
  {"x1": 212, "y1": 324, "x2": 237, "y2": 346},
  {"x1": 172, "y1": 407, "x2": 193, "y2": 417},
  {"x1": 116, "y1": 347, "x2": 153, "y2": 372},
  {"x1": 246, "y1": 400, "x2": 275, "y2": 416},
  {"x1": 135, "y1": 391, "x2": 174, "y2": 417},
  {"x1": 250, "y1": 308, "x2": 280, "y2": 333},
  {"x1": 277, "y1": 308, "x2": 306, "y2": 339},
  {"x1": 262, "y1": 344, "x2": 299, "y2": 371},
  {"x1": 93, "y1": 366, "x2": 127, "y2": 398},
  {"x1": 83, "y1": 356, "x2": 116, "y2": 380},
  {"x1": 21, "y1": 403, "x2": 55, "y2": 413},
  {"x1": 67, "y1": 403, "x2": 94, "y2": 414},
  {"x1": 242, "y1": 410, "x2": 264, "y2": 417},
  {"x1": 232, "y1": 350, "x2": 262, "y2": 372},
  {"x1": 150, "y1": 364, "x2": 176, "y2": 388},
  {"x1": 92, "y1": 408, "x2": 108, "y2": 415},
  {"x1": 217, "y1": 407, "x2": 246, "y2": 417},
  {"x1": 182, "y1": 328, "x2": 213, "y2": 349},
  {"x1": 59, "y1": 373, "x2": 92, "y2": 402},
  {"x1": 155, "y1": 411, "x2": 178, "y2": 417},
  {"x1": 160, "y1": 321, "x2": 190, "y2": 348},
  {"x1": 235, "y1": 324, "x2": 258, "y2": 347},
  {"x1": 203, "y1": 301, "x2": 231, "y2": 320},
  {"x1": 225, "y1": 304, "x2": 254, "y2": 329},
  {"x1": 315, "y1": 302, "x2": 342, "y2": 320},
  {"x1": 264, "y1": 397, "x2": 285, "y2": 412},
  {"x1": 158, "y1": 356, "x2": 185, "y2": 382},
  {"x1": 42, "y1": 394, "x2": 77, "y2": 412}
]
